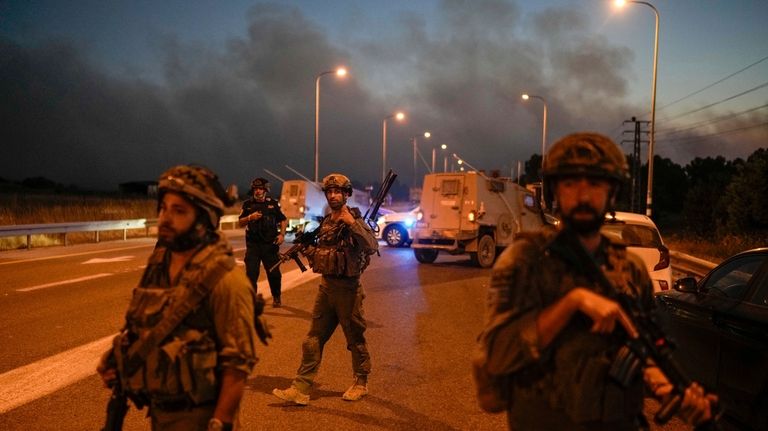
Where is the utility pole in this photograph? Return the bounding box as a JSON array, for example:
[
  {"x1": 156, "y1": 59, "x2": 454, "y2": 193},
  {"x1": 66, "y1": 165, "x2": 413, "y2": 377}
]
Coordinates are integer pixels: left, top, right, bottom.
[{"x1": 622, "y1": 116, "x2": 649, "y2": 214}]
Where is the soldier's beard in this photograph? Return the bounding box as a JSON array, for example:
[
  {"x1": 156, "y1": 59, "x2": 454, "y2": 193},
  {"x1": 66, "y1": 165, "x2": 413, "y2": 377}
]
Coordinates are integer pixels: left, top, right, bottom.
[
  {"x1": 328, "y1": 197, "x2": 346, "y2": 211},
  {"x1": 562, "y1": 204, "x2": 605, "y2": 235},
  {"x1": 157, "y1": 216, "x2": 214, "y2": 252}
]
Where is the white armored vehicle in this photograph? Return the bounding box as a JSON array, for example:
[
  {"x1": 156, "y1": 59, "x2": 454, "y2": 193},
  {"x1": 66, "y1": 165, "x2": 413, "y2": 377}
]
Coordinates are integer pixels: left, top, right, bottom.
[
  {"x1": 279, "y1": 179, "x2": 370, "y2": 232},
  {"x1": 411, "y1": 171, "x2": 547, "y2": 268}
]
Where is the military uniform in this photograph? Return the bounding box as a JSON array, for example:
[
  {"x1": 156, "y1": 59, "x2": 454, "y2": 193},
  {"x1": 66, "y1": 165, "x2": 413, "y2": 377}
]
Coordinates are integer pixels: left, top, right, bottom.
[
  {"x1": 110, "y1": 233, "x2": 258, "y2": 430},
  {"x1": 291, "y1": 206, "x2": 378, "y2": 393},
  {"x1": 239, "y1": 192, "x2": 287, "y2": 303},
  {"x1": 479, "y1": 227, "x2": 654, "y2": 430}
]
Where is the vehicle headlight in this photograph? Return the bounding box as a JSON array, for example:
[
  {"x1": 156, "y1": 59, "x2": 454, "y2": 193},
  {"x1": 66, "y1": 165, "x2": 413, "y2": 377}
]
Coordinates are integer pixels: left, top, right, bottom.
[
  {"x1": 377, "y1": 216, "x2": 386, "y2": 225},
  {"x1": 468, "y1": 210, "x2": 476, "y2": 222},
  {"x1": 299, "y1": 206, "x2": 305, "y2": 214},
  {"x1": 416, "y1": 211, "x2": 423, "y2": 221},
  {"x1": 404, "y1": 217, "x2": 415, "y2": 227}
]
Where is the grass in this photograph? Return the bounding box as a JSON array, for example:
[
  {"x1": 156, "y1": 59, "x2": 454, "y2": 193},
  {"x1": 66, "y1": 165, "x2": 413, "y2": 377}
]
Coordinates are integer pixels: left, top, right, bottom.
[
  {"x1": 663, "y1": 231, "x2": 768, "y2": 263},
  {"x1": 0, "y1": 193, "x2": 158, "y2": 250}
]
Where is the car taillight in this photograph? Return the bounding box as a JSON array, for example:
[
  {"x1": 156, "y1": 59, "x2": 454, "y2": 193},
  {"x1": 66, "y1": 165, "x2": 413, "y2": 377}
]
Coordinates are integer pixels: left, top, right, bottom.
[
  {"x1": 658, "y1": 280, "x2": 669, "y2": 291},
  {"x1": 654, "y1": 245, "x2": 670, "y2": 270}
]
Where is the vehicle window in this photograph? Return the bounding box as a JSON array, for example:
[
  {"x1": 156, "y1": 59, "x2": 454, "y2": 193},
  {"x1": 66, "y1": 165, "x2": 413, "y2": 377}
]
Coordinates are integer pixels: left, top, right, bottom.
[
  {"x1": 289, "y1": 184, "x2": 299, "y2": 197},
  {"x1": 523, "y1": 193, "x2": 537, "y2": 210},
  {"x1": 703, "y1": 255, "x2": 765, "y2": 299},
  {"x1": 441, "y1": 179, "x2": 459, "y2": 195},
  {"x1": 601, "y1": 223, "x2": 661, "y2": 248}
]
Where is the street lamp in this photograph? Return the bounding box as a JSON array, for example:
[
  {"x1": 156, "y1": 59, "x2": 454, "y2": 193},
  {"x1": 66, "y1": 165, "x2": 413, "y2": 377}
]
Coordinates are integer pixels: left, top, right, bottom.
[
  {"x1": 382, "y1": 111, "x2": 405, "y2": 182},
  {"x1": 432, "y1": 144, "x2": 447, "y2": 173},
  {"x1": 412, "y1": 131, "x2": 431, "y2": 187},
  {"x1": 314, "y1": 67, "x2": 347, "y2": 183},
  {"x1": 522, "y1": 93, "x2": 548, "y2": 207},
  {"x1": 614, "y1": 0, "x2": 659, "y2": 217}
]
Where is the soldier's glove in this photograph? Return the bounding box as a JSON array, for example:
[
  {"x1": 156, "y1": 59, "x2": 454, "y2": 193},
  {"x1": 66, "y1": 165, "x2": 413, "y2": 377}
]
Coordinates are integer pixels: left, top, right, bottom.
[{"x1": 252, "y1": 293, "x2": 272, "y2": 345}]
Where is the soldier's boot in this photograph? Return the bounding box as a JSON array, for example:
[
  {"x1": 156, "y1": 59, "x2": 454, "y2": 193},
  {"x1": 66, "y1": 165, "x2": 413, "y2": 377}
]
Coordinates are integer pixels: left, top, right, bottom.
[
  {"x1": 342, "y1": 378, "x2": 368, "y2": 401},
  {"x1": 272, "y1": 385, "x2": 309, "y2": 406}
]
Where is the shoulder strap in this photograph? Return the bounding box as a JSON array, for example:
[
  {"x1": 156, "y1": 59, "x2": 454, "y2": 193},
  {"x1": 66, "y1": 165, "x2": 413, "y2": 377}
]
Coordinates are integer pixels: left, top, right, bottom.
[{"x1": 123, "y1": 250, "x2": 234, "y2": 377}]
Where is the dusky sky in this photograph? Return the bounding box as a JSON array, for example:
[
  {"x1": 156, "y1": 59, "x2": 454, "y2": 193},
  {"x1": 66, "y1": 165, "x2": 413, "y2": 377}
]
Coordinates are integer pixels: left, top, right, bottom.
[{"x1": 1, "y1": 0, "x2": 766, "y2": 191}]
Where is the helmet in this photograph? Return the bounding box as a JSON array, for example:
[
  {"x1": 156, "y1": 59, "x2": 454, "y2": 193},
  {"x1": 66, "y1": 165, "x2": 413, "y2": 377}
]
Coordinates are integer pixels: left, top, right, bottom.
[
  {"x1": 543, "y1": 132, "x2": 629, "y2": 182},
  {"x1": 158, "y1": 165, "x2": 236, "y2": 228},
  {"x1": 321, "y1": 173, "x2": 353, "y2": 194},
  {"x1": 250, "y1": 177, "x2": 270, "y2": 191}
]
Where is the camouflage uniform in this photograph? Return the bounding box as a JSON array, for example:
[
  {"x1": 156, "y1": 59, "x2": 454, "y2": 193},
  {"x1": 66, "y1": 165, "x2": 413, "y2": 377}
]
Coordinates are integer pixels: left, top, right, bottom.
[
  {"x1": 291, "y1": 205, "x2": 378, "y2": 393},
  {"x1": 481, "y1": 228, "x2": 654, "y2": 430},
  {"x1": 101, "y1": 165, "x2": 258, "y2": 431}
]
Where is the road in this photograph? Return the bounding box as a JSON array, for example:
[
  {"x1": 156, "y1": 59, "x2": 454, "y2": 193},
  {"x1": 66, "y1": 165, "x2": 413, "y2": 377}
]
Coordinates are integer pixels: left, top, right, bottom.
[{"x1": 0, "y1": 230, "x2": 692, "y2": 430}]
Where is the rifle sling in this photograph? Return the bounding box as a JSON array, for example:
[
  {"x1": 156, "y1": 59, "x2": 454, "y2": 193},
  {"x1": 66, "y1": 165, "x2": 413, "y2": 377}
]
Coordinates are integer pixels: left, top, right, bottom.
[{"x1": 123, "y1": 250, "x2": 231, "y2": 377}]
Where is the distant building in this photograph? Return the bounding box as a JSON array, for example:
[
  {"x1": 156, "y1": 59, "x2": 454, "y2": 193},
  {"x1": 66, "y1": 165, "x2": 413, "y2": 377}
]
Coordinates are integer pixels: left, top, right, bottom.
[{"x1": 119, "y1": 181, "x2": 158, "y2": 197}]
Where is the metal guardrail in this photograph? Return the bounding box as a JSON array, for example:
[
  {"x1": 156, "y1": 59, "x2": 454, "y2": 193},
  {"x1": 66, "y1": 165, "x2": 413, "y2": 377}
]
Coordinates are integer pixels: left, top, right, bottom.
[
  {"x1": 0, "y1": 215, "x2": 241, "y2": 250},
  {"x1": 670, "y1": 250, "x2": 718, "y2": 279}
]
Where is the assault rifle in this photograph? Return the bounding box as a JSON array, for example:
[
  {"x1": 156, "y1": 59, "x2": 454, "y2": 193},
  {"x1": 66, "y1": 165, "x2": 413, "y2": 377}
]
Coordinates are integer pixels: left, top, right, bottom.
[
  {"x1": 101, "y1": 351, "x2": 147, "y2": 431},
  {"x1": 102, "y1": 382, "x2": 128, "y2": 431},
  {"x1": 554, "y1": 230, "x2": 721, "y2": 429},
  {"x1": 365, "y1": 169, "x2": 397, "y2": 233},
  {"x1": 269, "y1": 170, "x2": 397, "y2": 273}
]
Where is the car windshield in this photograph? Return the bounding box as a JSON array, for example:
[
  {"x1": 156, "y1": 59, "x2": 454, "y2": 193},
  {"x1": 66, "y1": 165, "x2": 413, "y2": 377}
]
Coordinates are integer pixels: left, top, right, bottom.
[{"x1": 601, "y1": 223, "x2": 662, "y2": 248}]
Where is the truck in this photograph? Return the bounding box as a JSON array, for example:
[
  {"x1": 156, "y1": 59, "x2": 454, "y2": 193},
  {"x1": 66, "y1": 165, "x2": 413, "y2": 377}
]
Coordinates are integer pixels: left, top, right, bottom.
[
  {"x1": 411, "y1": 171, "x2": 547, "y2": 268},
  {"x1": 278, "y1": 179, "x2": 370, "y2": 232}
]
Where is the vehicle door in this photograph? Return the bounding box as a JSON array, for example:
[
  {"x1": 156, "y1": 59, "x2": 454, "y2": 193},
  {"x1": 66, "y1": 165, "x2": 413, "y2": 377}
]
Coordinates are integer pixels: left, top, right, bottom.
[
  {"x1": 518, "y1": 190, "x2": 543, "y2": 232},
  {"x1": 706, "y1": 253, "x2": 768, "y2": 428},
  {"x1": 429, "y1": 175, "x2": 465, "y2": 231}
]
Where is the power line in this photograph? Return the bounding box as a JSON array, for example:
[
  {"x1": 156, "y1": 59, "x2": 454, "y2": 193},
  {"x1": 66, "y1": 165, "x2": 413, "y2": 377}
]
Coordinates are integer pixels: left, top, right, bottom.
[
  {"x1": 656, "y1": 103, "x2": 768, "y2": 136},
  {"x1": 657, "y1": 54, "x2": 768, "y2": 112},
  {"x1": 658, "y1": 121, "x2": 768, "y2": 147},
  {"x1": 661, "y1": 81, "x2": 768, "y2": 122}
]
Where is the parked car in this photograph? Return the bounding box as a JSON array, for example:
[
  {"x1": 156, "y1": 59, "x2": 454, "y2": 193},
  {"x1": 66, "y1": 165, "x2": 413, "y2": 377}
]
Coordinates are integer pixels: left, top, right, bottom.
[
  {"x1": 655, "y1": 248, "x2": 768, "y2": 430},
  {"x1": 601, "y1": 211, "x2": 672, "y2": 293},
  {"x1": 376, "y1": 206, "x2": 419, "y2": 247}
]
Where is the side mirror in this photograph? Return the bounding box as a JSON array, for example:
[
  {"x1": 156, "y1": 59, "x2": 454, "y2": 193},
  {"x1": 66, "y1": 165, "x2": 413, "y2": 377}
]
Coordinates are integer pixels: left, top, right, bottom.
[{"x1": 673, "y1": 277, "x2": 698, "y2": 293}]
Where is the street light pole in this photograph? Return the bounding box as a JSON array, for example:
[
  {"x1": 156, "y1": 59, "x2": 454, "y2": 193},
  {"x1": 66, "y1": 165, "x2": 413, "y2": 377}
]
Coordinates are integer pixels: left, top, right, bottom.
[
  {"x1": 615, "y1": 0, "x2": 659, "y2": 217},
  {"x1": 382, "y1": 111, "x2": 405, "y2": 182},
  {"x1": 314, "y1": 67, "x2": 347, "y2": 183},
  {"x1": 522, "y1": 93, "x2": 549, "y2": 205},
  {"x1": 412, "y1": 131, "x2": 431, "y2": 187}
]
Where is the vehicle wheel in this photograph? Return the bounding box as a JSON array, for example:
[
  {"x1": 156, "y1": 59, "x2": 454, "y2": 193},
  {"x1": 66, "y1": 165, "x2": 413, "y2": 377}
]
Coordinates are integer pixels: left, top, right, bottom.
[
  {"x1": 470, "y1": 234, "x2": 496, "y2": 268},
  {"x1": 414, "y1": 248, "x2": 439, "y2": 264},
  {"x1": 383, "y1": 224, "x2": 408, "y2": 247}
]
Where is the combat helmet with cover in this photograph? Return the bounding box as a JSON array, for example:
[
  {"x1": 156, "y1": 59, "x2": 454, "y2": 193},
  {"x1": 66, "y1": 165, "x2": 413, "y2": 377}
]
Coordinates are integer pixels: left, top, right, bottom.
[
  {"x1": 250, "y1": 177, "x2": 270, "y2": 192},
  {"x1": 158, "y1": 164, "x2": 238, "y2": 229},
  {"x1": 321, "y1": 173, "x2": 353, "y2": 195},
  {"x1": 542, "y1": 132, "x2": 629, "y2": 205},
  {"x1": 543, "y1": 132, "x2": 629, "y2": 182}
]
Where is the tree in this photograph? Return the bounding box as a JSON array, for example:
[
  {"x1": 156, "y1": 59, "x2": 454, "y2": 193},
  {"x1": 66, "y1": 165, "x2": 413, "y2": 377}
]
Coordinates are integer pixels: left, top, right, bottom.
[
  {"x1": 681, "y1": 156, "x2": 737, "y2": 236},
  {"x1": 649, "y1": 155, "x2": 687, "y2": 225},
  {"x1": 722, "y1": 148, "x2": 768, "y2": 234}
]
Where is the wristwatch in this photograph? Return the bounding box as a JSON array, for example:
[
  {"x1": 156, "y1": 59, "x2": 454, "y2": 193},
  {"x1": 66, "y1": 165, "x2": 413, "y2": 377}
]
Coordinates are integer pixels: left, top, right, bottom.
[{"x1": 207, "y1": 418, "x2": 233, "y2": 431}]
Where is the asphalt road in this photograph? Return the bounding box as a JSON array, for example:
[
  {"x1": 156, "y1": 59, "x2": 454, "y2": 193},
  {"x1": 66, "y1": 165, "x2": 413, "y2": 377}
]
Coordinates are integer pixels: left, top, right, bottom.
[{"x1": 0, "y1": 230, "x2": 693, "y2": 430}]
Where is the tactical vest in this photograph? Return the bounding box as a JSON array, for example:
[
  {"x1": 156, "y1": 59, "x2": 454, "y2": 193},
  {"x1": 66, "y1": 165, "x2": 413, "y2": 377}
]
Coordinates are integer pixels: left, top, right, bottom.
[
  {"x1": 309, "y1": 208, "x2": 369, "y2": 277},
  {"x1": 243, "y1": 198, "x2": 281, "y2": 243},
  {"x1": 113, "y1": 242, "x2": 234, "y2": 406}
]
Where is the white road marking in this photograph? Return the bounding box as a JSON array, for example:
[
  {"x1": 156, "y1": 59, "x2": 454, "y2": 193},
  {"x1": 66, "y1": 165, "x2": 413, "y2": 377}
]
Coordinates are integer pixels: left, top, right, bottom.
[
  {"x1": 16, "y1": 273, "x2": 114, "y2": 292},
  {"x1": 82, "y1": 256, "x2": 135, "y2": 264},
  {"x1": 0, "y1": 266, "x2": 320, "y2": 413},
  {"x1": 0, "y1": 334, "x2": 114, "y2": 414},
  {"x1": 0, "y1": 243, "x2": 153, "y2": 266}
]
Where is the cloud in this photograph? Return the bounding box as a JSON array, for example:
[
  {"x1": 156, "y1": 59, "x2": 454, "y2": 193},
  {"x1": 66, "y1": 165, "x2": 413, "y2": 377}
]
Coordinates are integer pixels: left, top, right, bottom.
[{"x1": 5, "y1": 0, "x2": 718, "y2": 193}]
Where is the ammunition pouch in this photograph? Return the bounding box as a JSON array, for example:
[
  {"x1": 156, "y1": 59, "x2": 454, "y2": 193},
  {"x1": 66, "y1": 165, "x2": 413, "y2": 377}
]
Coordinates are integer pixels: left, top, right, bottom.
[
  {"x1": 311, "y1": 246, "x2": 364, "y2": 277},
  {"x1": 115, "y1": 286, "x2": 219, "y2": 406}
]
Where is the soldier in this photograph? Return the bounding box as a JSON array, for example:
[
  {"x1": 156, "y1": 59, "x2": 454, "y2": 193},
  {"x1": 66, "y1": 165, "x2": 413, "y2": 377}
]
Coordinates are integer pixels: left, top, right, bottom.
[
  {"x1": 238, "y1": 177, "x2": 287, "y2": 307},
  {"x1": 473, "y1": 133, "x2": 717, "y2": 430},
  {"x1": 97, "y1": 165, "x2": 260, "y2": 431},
  {"x1": 272, "y1": 173, "x2": 378, "y2": 405}
]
